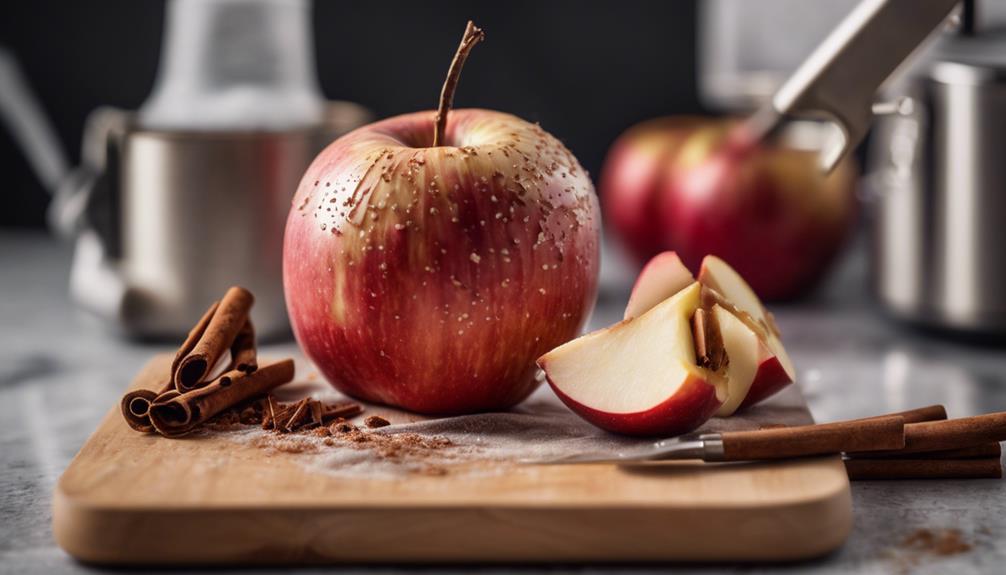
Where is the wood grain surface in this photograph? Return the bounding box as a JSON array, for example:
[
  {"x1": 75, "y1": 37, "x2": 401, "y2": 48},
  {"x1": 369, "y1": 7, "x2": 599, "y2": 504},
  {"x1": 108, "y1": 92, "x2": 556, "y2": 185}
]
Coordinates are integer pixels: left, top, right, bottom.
[{"x1": 53, "y1": 355, "x2": 852, "y2": 564}]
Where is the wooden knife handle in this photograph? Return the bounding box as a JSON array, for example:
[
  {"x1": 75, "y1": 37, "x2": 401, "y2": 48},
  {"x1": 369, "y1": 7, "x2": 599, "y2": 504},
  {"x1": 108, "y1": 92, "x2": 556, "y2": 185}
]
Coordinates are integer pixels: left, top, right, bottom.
[
  {"x1": 719, "y1": 415, "x2": 905, "y2": 461},
  {"x1": 899, "y1": 412, "x2": 1006, "y2": 454}
]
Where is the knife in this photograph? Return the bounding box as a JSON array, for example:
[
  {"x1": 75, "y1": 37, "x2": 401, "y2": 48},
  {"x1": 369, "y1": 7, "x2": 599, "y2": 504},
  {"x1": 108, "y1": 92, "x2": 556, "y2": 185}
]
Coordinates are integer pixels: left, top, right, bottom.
[{"x1": 538, "y1": 414, "x2": 908, "y2": 465}]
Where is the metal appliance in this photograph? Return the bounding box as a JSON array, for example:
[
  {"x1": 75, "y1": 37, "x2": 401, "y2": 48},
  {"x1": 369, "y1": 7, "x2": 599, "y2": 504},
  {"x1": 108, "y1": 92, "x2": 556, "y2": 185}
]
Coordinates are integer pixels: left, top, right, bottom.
[
  {"x1": 705, "y1": 0, "x2": 1006, "y2": 335},
  {"x1": 0, "y1": 0, "x2": 371, "y2": 339},
  {"x1": 868, "y1": 1, "x2": 1006, "y2": 334}
]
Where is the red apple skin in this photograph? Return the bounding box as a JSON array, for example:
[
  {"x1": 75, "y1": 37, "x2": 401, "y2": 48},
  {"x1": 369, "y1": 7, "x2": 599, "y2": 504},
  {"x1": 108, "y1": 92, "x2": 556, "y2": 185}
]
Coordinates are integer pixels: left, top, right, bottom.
[
  {"x1": 284, "y1": 109, "x2": 600, "y2": 415},
  {"x1": 661, "y1": 124, "x2": 857, "y2": 301},
  {"x1": 739, "y1": 356, "x2": 793, "y2": 411},
  {"x1": 599, "y1": 118, "x2": 704, "y2": 261},
  {"x1": 546, "y1": 372, "x2": 722, "y2": 437},
  {"x1": 601, "y1": 117, "x2": 857, "y2": 301}
]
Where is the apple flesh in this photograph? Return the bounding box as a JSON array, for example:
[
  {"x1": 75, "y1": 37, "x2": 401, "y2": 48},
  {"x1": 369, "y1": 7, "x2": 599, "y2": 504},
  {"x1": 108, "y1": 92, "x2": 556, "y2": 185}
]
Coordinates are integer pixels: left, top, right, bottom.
[
  {"x1": 538, "y1": 282, "x2": 725, "y2": 437},
  {"x1": 710, "y1": 304, "x2": 760, "y2": 416},
  {"x1": 698, "y1": 255, "x2": 795, "y2": 410},
  {"x1": 284, "y1": 109, "x2": 600, "y2": 414},
  {"x1": 623, "y1": 251, "x2": 693, "y2": 321},
  {"x1": 621, "y1": 252, "x2": 796, "y2": 416}
]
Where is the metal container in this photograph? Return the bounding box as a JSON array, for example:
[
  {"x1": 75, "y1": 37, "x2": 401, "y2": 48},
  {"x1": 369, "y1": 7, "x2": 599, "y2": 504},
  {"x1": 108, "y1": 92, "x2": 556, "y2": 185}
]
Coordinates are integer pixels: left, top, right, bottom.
[
  {"x1": 62, "y1": 104, "x2": 370, "y2": 339},
  {"x1": 1, "y1": 0, "x2": 373, "y2": 339},
  {"x1": 869, "y1": 32, "x2": 1006, "y2": 334}
]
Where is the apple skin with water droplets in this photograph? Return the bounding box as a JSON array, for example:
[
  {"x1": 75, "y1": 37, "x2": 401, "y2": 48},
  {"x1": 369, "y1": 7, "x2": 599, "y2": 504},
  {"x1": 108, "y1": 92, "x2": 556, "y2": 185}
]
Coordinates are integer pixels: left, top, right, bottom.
[{"x1": 283, "y1": 109, "x2": 600, "y2": 415}]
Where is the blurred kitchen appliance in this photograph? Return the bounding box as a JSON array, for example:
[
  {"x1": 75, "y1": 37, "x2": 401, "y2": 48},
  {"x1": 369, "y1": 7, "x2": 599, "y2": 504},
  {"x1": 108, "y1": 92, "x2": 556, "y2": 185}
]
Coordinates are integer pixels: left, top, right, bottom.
[
  {"x1": 0, "y1": 0, "x2": 371, "y2": 339},
  {"x1": 869, "y1": 0, "x2": 1006, "y2": 334},
  {"x1": 699, "y1": 0, "x2": 860, "y2": 111},
  {"x1": 705, "y1": 0, "x2": 1006, "y2": 335}
]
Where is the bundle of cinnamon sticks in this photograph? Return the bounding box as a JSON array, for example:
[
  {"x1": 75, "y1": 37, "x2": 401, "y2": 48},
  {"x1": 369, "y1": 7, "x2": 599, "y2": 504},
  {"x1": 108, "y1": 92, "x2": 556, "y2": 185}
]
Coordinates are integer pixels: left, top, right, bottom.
[
  {"x1": 842, "y1": 405, "x2": 1005, "y2": 480},
  {"x1": 121, "y1": 286, "x2": 298, "y2": 438}
]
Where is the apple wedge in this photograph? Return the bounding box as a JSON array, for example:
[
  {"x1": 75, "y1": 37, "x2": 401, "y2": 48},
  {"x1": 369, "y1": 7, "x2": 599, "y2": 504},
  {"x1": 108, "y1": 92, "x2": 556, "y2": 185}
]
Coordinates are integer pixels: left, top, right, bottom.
[
  {"x1": 624, "y1": 251, "x2": 694, "y2": 320},
  {"x1": 538, "y1": 283, "x2": 725, "y2": 436},
  {"x1": 710, "y1": 304, "x2": 760, "y2": 416},
  {"x1": 698, "y1": 255, "x2": 796, "y2": 410}
]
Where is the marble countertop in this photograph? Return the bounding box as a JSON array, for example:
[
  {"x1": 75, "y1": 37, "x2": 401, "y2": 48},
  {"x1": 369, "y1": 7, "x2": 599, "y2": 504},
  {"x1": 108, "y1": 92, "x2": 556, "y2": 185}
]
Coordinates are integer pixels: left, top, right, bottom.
[{"x1": 2, "y1": 230, "x2": 1005, "y2": 574}]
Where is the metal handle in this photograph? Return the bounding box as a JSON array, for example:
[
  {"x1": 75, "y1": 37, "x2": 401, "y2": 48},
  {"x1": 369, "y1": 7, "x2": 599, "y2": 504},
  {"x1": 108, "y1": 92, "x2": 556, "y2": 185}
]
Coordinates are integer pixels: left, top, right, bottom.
[
  {"x1": 0, "y1": 47, "x2": 69, "y2": 193},
  {"x1": 761, "y1": 0, "x2": 961, "y2": 172}
]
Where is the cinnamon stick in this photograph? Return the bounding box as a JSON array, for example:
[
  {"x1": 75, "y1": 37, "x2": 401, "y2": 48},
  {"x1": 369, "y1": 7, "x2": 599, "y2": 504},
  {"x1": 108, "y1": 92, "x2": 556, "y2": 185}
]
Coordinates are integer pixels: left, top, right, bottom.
[
  {"x1": 174, "y1": 287, "x2": 254, "y2": 391},
  {"x1": 310, "y1": 400, "x2": 324, "y2": 428},
  {"x1": 844, "y1": 457, "x2": 1003, "y2": 480},
  {"x1": 122, "y1": 300, "x2": 225, "y2": 431},
  {"x1": 849, "y1": 405, "x2": 948, "y2": 425},
  {"x1": 170, "y1": 301, "x2": 219, "y2": 379},
  {"x1": 120, "y1": 379, "x2": 174, "y2": 432},
  {"x1": 262, "y1": 395, "x2": 281, "y2": 430},
  {"x1": 691, "y1": 308, "x2": 726, "y2": 372},
  {"x1": 280, "y1": 398, "x2": 311, "y2": 433},
  {"x1": 904, "y1": 412, "x2": 1006, "y2": 452},
  {"x1": 849, "y1": 442, "x2": 1001, "y2": 460},
  {"x1": 321, "y1": 402, "x2": 363, "y2": 421},
  {"x1": 230, "y1": 319, "x2": 257, "y2": 373},
  {"x1": 848, "y1": 412, "x2": 1006, "y2": 456},
  {"x1": 264, "y1": 400, "x2": 300, "y2": 431},
  {"x1": 149, "y1": 358, "x2": 294, "y2": 438},
  {"x1": 154, "y1": 389, "x2": 181, "y2": 403}
]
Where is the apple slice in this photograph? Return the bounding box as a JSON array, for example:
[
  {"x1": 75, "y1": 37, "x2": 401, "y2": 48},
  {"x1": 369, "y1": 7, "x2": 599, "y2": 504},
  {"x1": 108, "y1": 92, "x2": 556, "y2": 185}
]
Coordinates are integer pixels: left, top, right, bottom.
[
  {"x1": 698, "y1": 256, "x2": 796, "y2": 409},
  {"x1": 538, "y1": 282, "x2": 725, "y2": 436},
  {"x1": 623, "y1": 251, "x2": 694, "y2": 320},
  {"x1": 711, "y1": 304, "x2": 760, "y2": 416}
]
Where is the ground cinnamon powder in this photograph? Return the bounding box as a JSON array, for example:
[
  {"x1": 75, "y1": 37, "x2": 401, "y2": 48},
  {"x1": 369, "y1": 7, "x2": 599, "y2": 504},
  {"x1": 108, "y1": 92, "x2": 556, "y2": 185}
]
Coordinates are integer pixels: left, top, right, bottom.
[
  {"x1": 886, "y1": 527, "x2": 974, "y2": 573},
  {"x1": 900, "y1": 528, "x2": 972, "y2": 556},
  {"x1": 206, "y1": 400, "x2": 457, "y2": 475}
]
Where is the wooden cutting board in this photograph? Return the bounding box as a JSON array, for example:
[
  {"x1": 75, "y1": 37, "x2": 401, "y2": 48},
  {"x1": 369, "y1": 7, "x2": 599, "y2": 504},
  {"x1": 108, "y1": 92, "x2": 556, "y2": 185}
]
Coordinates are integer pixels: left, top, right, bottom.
[{"x1": 54, "y1": 355, "x2": 852, "y2": 565}]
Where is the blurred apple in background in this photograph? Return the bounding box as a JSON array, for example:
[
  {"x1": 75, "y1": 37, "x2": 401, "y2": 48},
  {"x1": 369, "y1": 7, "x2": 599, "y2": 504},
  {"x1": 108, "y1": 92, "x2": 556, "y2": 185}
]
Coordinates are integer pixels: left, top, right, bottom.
[
  {"x1": 600, "y1": 117, "x2": 857, "y2": 301},
  {"x1": 600, "y1": 118, "x2": 704, "y2": 260},
  {"x1": 284, "y1": 23, "x2": 600, "y2": 415}
]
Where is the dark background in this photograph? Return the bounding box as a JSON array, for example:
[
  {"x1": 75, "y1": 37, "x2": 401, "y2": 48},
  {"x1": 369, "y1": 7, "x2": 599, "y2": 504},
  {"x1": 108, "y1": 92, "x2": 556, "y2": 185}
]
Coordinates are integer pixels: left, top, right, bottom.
[{"x1": 0, "y1": 0, "x2": 703, "y2": 229}]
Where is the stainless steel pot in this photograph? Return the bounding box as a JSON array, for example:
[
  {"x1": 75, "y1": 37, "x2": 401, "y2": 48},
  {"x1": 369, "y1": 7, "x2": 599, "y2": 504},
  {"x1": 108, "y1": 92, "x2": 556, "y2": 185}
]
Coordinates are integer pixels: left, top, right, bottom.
[
  {"x1": 71, "y1": 104, "x2": 370, "y2": 339},
  {"x1": 869, "y1": 30, "x2": 1006, "y2": 334},
  {"x1": 0, "y1": 0, "x2": 373, "y2": 340}
]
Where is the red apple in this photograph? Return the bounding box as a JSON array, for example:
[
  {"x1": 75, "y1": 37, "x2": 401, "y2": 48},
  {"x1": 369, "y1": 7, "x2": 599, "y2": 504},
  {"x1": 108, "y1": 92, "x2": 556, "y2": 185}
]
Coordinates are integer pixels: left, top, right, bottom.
[
  {"x1": 283, "y1": 23, "x2": 600, "y2": 414},
  {"x1": 538, "y1": 283, "x2": 725, "y2": 436},
  {"x1": 600, "y1": 118, "x2": 704, "y2": 260},
  {"x1": 600, "y1": 117, "x2": 857, "y2": 301},
  {"x1": 622, "y1": 252, "x2": 795, "y2": 416}
]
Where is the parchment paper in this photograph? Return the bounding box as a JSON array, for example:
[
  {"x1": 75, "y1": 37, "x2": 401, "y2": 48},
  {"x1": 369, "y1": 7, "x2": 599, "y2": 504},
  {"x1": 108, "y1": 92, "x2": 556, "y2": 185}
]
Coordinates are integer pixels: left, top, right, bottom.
[{"x1": 230, "y1": 373, "x2": 815, "y2": 479}]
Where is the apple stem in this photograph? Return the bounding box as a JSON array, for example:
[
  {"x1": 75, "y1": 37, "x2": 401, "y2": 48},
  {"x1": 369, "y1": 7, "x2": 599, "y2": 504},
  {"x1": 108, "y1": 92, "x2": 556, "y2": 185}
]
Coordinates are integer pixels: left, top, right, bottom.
[{"x1": 432, "y1": 20, "x2": 485, "y2": 147}]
